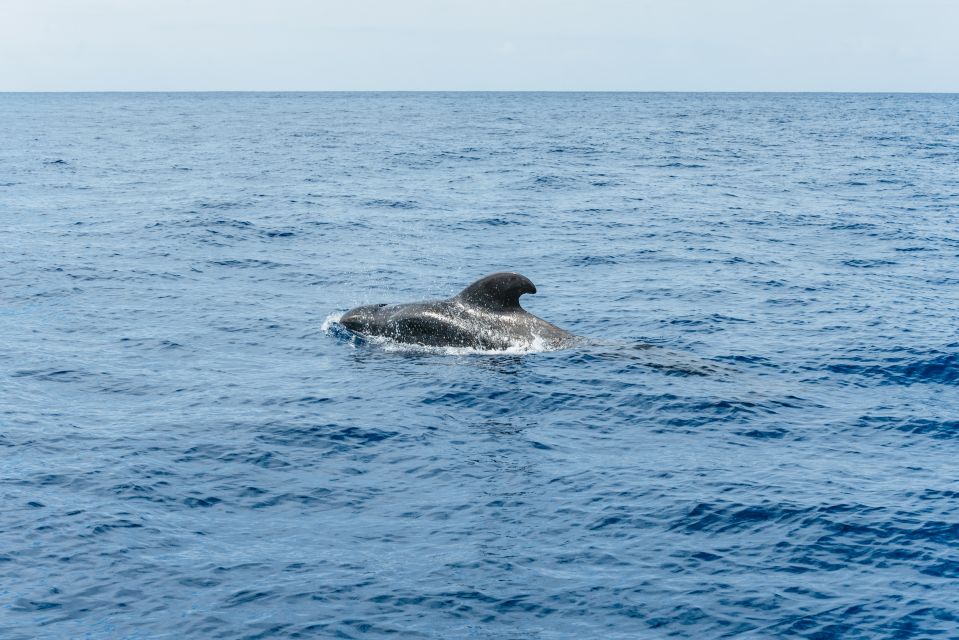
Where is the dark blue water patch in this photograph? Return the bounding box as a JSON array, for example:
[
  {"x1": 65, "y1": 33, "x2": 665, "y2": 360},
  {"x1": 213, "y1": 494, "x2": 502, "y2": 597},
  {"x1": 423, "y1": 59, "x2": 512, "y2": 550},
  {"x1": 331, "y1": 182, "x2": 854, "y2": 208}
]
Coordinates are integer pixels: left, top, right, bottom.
[
  {"x1": 183, "y1": 496, "x2": 222, "y2": 508},
  {"x1": 825, "y1": 349, "x2": 959, "y2": 386},
  {"x1": 736, "y1": 427, "x2": 790, "y2": 440},
  {"x1": 3, "y1": 92, "x2": 959, "y2": 640},
  {"x1": 856, "y1": 415, "x2": 959, "y2": 440},
  {"x1": 894, "y1": 245, "x2": 936, "y2": 252},
  {"x1": 669, "y1": 500, "x2": 815, "y2": 535}
]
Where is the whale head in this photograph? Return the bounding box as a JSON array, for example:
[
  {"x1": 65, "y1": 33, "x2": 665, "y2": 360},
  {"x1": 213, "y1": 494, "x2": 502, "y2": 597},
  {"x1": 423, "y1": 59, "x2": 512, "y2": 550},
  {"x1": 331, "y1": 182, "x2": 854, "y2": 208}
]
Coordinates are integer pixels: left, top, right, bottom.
[{"x1": 339, "y1": 303, "x2": 388, "y2": 334}]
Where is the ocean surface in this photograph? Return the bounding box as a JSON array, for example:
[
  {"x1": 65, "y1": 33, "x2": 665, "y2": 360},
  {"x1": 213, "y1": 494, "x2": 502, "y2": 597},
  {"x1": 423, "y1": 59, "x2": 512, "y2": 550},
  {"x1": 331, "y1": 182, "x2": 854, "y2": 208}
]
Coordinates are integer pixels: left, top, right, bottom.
[{"x1": 2, "y1": 92, "x2": 958, "y2": 639}]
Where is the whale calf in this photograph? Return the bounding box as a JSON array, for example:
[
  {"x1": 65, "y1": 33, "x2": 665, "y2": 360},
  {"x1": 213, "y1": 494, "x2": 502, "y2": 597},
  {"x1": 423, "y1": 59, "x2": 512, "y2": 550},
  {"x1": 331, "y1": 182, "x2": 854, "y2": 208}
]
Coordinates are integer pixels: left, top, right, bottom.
[{"x1": 339, "y1": 272, "x2": 577, "y2": 350}]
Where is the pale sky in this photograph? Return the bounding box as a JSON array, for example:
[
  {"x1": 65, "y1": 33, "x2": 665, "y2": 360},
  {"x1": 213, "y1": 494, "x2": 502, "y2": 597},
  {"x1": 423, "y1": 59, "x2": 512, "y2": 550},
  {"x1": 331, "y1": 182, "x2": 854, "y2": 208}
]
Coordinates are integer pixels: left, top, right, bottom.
[{"x1": 2, "y1": 0, "x2": 957, "y2": 91}]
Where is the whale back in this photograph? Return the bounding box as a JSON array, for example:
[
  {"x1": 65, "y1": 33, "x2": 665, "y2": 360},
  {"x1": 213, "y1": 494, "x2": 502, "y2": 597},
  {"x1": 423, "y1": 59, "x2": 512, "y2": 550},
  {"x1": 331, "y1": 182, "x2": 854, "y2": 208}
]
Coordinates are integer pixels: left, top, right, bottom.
[
  {"x1": 453, "y1": 272, "x2": 536, "y2": 312},
  {"x1": 340, "y1": 271, "x2": 578, "y2": 350}
]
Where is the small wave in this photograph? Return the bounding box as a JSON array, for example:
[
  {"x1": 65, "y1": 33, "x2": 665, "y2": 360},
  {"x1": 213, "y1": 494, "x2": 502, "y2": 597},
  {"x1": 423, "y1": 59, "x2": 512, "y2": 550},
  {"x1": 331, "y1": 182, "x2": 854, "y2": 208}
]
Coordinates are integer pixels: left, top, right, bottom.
[
  {"x1": 198, "y1": 200, "x2": 252, "y2": 210},
  {"x1": 208, "y1": 258, "x2": 285, "y2": 269},
  {"x1": 530, "y1": 175, "x2": 569, "y2": 188},
  {"x1": 258, "y1": 424, "x2": 398, "y2": 450},
  {"x1": 842, "y1": 259, "x2": 897, "y2": 268},
  {"x1": 548, "y1": 145, "x2": 600, "y2": 154},
  {"x1": 570, "y1": 255, "x2": 619, "y2": 266},
  {"x1": 209, "y1": 217, "x2": 252, "y2": 228},
  {"x1": 12, "y1": 368, "x2": 84, "y2": 382},
  {"x1": 830, "y1": 222, "x2": 877, "y2": 231},
  {"x1": 363, "y1": 198, "x2": 418, "y2": 209},
  {"x1": 657, "y1": 161, "x2": 705, "y2": 168},
  {"x1": 470, "y1": 217, "x2": 523, "y2": 226},
  {"x1": 435, "y1": 150, "x2": 481, "y2": 161}
]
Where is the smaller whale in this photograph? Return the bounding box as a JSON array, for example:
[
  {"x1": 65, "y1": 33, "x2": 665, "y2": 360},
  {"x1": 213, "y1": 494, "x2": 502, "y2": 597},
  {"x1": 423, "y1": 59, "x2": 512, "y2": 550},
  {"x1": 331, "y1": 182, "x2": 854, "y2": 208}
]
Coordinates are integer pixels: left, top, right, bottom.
[{"x1": 340, "y1": 272, "x2": 577, "y2": 350}]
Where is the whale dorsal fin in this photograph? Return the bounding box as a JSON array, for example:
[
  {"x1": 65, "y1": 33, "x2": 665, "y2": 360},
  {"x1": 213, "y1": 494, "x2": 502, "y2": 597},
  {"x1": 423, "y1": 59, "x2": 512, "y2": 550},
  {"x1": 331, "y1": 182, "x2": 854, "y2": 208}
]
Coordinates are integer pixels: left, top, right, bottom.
[{"x1": 454, "y1": 272, "x2": 537, "y2": 311}]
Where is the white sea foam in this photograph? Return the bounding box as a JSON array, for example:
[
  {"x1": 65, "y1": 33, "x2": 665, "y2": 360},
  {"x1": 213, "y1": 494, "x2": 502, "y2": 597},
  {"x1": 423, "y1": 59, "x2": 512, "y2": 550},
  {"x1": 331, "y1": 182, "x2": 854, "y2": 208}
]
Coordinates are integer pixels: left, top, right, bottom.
[
  {"x1": 320, "y1": 312, "x2": 343, "y2": 332},
  {"x1": 376, "y1": 332, "x2": 558, "y2": 356}
]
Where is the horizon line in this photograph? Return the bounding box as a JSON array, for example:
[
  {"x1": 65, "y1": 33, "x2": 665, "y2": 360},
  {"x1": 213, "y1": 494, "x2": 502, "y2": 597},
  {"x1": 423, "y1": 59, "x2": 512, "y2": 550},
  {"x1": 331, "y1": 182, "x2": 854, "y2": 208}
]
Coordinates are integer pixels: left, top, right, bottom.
[{"x1": 2, "y1": 89, "x2": 958, "y2": 95}]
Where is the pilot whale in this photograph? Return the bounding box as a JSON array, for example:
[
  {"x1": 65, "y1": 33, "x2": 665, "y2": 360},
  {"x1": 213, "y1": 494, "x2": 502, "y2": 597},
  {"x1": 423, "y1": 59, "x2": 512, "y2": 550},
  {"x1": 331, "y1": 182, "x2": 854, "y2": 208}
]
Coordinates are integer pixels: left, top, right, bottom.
[{"x1": 339, "y1": 272, "x2": 577, "y2": 350}]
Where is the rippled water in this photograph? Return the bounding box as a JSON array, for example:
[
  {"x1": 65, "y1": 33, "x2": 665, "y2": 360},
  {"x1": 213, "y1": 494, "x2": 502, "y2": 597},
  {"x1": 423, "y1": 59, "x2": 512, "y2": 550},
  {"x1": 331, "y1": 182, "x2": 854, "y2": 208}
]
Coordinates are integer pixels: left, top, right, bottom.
[{"x1": 2, "y1": 92, "x2": 958, "y2": 639}]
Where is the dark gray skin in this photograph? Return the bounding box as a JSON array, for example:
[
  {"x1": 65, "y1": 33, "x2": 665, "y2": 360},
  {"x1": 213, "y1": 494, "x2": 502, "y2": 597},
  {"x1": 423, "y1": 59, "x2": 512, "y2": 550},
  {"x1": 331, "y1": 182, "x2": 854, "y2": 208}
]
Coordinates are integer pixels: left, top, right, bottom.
[{"x1": 340, "y1": 272, "x2": 578, "y2": 350}]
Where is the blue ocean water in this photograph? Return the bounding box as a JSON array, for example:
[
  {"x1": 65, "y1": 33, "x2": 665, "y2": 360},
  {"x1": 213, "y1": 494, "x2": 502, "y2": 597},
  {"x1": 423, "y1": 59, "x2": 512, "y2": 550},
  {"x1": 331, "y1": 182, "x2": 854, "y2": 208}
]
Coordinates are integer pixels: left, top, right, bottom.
[{"x1": 1, "y1": 92, "x2": 958, "y2": 639}]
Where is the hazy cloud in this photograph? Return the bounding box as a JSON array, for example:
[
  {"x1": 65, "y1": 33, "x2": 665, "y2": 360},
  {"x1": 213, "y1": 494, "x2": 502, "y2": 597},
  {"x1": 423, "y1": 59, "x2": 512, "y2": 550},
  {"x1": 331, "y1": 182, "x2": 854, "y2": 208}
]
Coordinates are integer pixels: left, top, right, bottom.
[{"x1": 1, "y1": 0, "x2": 957, "y2": 90}]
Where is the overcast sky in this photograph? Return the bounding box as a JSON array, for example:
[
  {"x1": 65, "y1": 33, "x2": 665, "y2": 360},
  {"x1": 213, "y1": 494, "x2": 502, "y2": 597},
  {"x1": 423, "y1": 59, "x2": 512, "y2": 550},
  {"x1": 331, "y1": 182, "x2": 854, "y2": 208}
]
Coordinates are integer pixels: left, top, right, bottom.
[{"x1": 2, "y1": 0, "x2": 957, "y2": 91}]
